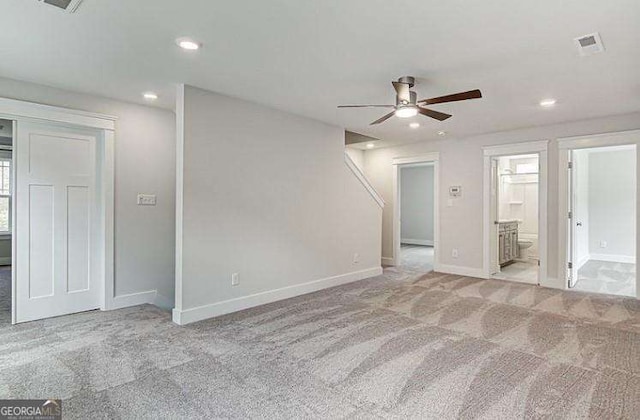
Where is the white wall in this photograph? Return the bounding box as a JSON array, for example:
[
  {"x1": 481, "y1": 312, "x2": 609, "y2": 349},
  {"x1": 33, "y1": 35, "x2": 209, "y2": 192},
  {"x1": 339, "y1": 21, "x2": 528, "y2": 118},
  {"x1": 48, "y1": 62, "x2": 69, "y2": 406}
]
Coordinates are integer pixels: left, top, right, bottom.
[
  {"x1": 400, "y1": 165, "x2": 434, "y2": 245},
  {"x1": 362, "y1": 112, "x2": 640, "y2": 287},
  {"x1": 345, "y1": 147, "x2": 365, "y2": 171},
  {"x1": 588, "y1": 148, "x2": 636, "y2": 260},
  {"x1": 174, "y1": 85, "x2": 382, "y2": 324},
  {"x1": 0, "y1": 76, "x2": 176, "y2": 306},
  {"x1": 574, "y1": 150, "x2": 590, "y2": 267}
]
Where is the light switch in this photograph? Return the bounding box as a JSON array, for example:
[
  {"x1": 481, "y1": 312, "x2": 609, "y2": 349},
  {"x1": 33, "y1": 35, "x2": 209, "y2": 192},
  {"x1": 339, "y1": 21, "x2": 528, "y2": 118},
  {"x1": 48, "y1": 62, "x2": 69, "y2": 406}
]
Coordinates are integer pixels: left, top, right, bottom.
[{"x1": 137, "y1": 194, "x2": 157, "y2": 206}]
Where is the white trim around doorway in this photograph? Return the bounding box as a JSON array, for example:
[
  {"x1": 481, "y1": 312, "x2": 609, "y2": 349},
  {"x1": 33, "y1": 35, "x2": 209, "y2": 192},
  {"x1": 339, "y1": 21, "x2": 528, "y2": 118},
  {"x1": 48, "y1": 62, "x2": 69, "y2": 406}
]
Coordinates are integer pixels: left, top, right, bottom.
[
  {"x1": 0, "y1": 97, "x2": 116, "y2": 323},
  {"x1": 482, "y1": 141, "x2": 549, "y2": 286},
  {"x1": 557, "y1": 129, "x2": 640, "y2": 298},
  {"x1": 392, "y1": 153, "x2": 440, "y2": 269}
]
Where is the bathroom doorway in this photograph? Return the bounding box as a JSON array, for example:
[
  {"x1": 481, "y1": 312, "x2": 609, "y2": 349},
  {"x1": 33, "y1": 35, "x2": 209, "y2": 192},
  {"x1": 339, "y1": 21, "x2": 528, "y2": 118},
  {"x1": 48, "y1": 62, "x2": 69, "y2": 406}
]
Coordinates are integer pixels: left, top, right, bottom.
[{"x1": 489, "y1": 154, "x2": 540, "y2": 283}]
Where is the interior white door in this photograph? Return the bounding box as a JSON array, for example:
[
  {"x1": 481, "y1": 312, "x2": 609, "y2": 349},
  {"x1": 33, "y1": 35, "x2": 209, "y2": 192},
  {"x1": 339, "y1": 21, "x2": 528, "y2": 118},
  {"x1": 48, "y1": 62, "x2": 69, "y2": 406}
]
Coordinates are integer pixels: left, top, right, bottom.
[
  {"x1": 489, "y1": 158, "x2": 500, "y2": 274},
  {"x1": 16, "y1": 121, "x2": 100, "y2": 322},
  {"x1": 567, "y1": 152, "x2": 579, "y2": 287}
]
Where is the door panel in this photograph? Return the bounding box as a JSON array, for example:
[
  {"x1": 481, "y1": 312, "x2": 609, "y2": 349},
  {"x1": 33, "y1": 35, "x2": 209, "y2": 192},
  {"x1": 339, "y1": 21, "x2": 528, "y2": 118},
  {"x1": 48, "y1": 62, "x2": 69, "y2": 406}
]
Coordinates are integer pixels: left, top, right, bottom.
[
  {"x1": 67, "y1": 186, "x2": 90, "y2": 293},
  {"x1": 568, "y1": 152, "x2": 578, "y2": 287},
  {"x1": 489, "y1": 158, "x2": 499, "y2": 274},
  {"x1": 16, "y1": 122, "x2": 99, "y2": 323},
  {"x1": 28, "y1": 184, "x2": 54, "y2": 298}
]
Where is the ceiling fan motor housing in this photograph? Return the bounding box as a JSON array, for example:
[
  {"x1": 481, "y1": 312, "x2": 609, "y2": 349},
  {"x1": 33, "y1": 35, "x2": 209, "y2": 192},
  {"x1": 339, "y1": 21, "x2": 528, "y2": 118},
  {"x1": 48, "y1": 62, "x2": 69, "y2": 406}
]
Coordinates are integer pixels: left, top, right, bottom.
[{"x1": 397, "y1": 76, "x2": 415, "y2": 87}]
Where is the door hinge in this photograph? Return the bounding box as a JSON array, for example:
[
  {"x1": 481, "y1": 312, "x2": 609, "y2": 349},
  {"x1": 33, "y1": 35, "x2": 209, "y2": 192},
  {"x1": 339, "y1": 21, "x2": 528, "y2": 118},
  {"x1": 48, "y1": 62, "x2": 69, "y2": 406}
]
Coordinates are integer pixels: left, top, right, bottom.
[
  {"x1": 568, "y1": 262, "x2": 573, "y2": 269},
  {"x1": 568, "y1": 211, "x2": 572, "y2": 219},
  {"x1": 568, "y1": 161, "x2": 573, "y2": 169}
]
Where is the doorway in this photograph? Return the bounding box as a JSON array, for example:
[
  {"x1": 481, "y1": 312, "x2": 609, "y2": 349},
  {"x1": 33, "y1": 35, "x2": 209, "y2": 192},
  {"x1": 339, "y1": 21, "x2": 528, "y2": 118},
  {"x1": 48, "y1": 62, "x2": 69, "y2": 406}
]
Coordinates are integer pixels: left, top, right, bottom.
[
  {"x1": 399, "y1": 163, "x2": 435, "y2": 271},
  {"x1": 0, "y1": 96, "x2": 116, "y2": 324},
  {"x1": 483, "y1": 141, "x2": 548, "y2": 285},
  {"x1": 392, "y1": 153, "x2": 440, "y2": 271},
  {"x1": 0, "y1": 119, "x2": 13, "y2": 326},
  {"x1": 490, "y1": 154, "x2": 540, "y2": 283},
  {"x1": 567, "y1": 145, "x2": 636, "y2": 297}
]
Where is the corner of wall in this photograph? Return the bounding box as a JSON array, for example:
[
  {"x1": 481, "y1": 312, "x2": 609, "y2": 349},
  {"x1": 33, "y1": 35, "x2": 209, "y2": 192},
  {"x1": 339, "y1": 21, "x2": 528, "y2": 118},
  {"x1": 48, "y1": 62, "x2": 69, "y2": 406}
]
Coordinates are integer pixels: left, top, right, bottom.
[{"x1": 174, "y1": 84, "x2": 185, "y2": 320}]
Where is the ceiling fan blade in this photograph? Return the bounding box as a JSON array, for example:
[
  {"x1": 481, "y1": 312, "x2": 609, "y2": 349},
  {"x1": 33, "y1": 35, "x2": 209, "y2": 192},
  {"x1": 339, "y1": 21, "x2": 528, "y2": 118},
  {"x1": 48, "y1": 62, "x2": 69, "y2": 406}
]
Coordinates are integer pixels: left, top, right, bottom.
[
  {"x1": 418, "y1": 107, "x2": 452, "y2": 121},
  {"x1": 337, "y1": 105, "x2": 394, "y2": 108},
  {"x1": 370, "y1": 110, "x2": 396, "y2": 125},
  {"x1": 419, "y1": 89, "x2": 482, "y2": 105},
  {"x1": 392, "y1": 81, "x2": 411, "y2": 103}
]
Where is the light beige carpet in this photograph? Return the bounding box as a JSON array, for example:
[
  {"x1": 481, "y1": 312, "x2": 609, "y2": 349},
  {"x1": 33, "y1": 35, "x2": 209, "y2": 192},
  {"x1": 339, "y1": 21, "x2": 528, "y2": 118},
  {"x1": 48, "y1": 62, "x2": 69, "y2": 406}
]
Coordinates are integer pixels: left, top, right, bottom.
[{"x1": 1, "y1": 266, "x2": 640, "y2": 418}]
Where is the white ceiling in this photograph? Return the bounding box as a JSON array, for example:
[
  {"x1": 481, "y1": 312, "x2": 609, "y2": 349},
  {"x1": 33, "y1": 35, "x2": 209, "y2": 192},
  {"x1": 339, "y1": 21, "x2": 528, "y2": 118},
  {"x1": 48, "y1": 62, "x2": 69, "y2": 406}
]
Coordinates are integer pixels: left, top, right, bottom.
[{"x1": 1, "y1": 0, "x2": 639, "y2": 147}]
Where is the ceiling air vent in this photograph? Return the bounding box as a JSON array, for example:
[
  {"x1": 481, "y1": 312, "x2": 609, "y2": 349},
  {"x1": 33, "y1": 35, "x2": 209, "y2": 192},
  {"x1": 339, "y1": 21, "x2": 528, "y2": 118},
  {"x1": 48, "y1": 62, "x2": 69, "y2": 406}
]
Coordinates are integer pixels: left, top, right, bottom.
[
  {"x1": 38, "y1": 0, "x2": 84, "y2": 13},
  {"x1": 574, "y1": 32, "x2": 605, "y2": 56}
]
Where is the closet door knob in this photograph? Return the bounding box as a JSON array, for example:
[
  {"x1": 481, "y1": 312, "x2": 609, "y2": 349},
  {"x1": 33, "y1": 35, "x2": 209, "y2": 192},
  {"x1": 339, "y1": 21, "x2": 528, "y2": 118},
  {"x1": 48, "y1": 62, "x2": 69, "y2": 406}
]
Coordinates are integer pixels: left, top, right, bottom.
[{"x1": 576, "y1": 222, "x2": 583, "y2": 226}]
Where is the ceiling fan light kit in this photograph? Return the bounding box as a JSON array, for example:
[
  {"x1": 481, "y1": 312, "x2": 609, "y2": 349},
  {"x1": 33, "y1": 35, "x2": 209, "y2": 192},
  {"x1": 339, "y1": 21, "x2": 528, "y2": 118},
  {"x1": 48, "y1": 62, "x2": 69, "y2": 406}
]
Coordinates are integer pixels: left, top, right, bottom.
[{"x1": 338, "y1": 76, "x2": 482, "y2": 126}]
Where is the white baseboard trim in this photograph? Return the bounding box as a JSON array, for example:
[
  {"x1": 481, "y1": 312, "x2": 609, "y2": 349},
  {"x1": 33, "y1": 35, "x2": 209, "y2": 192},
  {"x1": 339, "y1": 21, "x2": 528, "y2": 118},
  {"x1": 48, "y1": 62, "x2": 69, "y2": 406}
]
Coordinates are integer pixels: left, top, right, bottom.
[
  {"x1": 589, "y1": 253, "x2": 635, "y2": 264},
  {"x1": 172, "y1": 266, "x2": 383, "y2": 326},
  {"x1": 154, "y1": 292, "x2": 174, "y2": 310},
  {"x1": 401, "y1": 239, "x2": 434, "y2": 246},
  {"x1": 109, "y1": 290, "x2": 157, "y2": 310},
  {"x1": 381, "y1": 257, "x2": 395, "y2": 266},
  {"x1": 434, "y1": 263, "x2": 487, "y2": 279},
  {"x1": 577, "y1": 254, "x2": 590, "y2": 270},
  {"x1": 0, "y1": 257, "x2": 11, "y2": 265}
]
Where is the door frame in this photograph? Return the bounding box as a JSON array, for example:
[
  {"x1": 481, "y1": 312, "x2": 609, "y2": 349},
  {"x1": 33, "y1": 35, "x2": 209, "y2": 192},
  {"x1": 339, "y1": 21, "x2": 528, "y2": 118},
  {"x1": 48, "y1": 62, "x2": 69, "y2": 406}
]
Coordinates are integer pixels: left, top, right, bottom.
[
  {"x1": 392, "y1": 153, "x2": 440, "y2": 268},
  {"x1": 557, "y1": 129, "x2": 640, "y2": 297},
  {"x1": 0, "y1": 97, "x2": 116, "y2": 323},
  {"x1": 482, "y1": 141, "x2": 549, "y2": 285}
]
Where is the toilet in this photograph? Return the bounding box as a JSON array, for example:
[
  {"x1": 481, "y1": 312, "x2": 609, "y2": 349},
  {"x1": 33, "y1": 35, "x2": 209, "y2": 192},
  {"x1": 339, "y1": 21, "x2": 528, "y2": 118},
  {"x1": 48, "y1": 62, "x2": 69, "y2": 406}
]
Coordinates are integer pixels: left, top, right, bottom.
[{"x1": 518, "y1": 240, "x2": 533, "y2": 260}]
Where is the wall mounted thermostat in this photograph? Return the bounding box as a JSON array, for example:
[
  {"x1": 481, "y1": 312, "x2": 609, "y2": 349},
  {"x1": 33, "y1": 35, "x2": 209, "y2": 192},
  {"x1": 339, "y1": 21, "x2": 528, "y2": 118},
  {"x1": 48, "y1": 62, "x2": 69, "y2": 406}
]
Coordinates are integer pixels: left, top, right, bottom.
[
  {"x1": 449, "y1": 186, "x2": 462, "y2": 197},
  {"x1": 137, "y1": 194, "x2": 157, "y2": 206}
]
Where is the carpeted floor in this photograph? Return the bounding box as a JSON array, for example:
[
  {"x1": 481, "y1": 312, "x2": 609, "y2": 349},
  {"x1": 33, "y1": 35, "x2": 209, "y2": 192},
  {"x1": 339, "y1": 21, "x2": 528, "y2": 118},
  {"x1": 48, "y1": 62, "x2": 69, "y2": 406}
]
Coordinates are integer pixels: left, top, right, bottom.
[{"x1": 2, "y1": 265, "x2": 640, "y2": 418}]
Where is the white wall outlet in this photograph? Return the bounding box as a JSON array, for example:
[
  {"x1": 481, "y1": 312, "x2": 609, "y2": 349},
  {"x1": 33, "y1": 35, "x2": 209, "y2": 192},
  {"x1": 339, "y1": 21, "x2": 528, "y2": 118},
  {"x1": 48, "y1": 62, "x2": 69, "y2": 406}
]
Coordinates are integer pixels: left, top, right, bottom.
[
  {"x1": 353, "y1": 253, "x2": 359, "y2": 264},
  {"x1": 137, "y1": 194, "x2": 157, "y2": 206},
  {"x1": 231, "y1": 273, "x2": 239, "y2": 286},
  {"x1": 599, "y1": 241, "x2": 607, "y2": 248},
  {"x1": 452, "y1": 248, "x2": 459, "y2": 259},
  {"x1": 447, "y1": 199, "x2": 454, "y2": 207}
]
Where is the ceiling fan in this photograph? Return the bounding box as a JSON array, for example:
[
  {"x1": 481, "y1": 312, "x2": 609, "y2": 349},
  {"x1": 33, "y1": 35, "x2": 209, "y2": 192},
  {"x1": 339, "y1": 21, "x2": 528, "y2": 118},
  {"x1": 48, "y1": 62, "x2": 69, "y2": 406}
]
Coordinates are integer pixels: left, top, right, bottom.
[{"x1": 338, "y1": 76, "x2": 482, "y2": 125}]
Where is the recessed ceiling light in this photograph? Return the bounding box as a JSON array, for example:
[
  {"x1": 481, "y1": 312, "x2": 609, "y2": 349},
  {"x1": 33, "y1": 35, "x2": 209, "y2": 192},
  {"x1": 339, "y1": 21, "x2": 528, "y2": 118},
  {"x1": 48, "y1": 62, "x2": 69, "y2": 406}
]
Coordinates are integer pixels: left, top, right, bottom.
[
  {"x1": 366, "y1": 143, "x2": 375, "y2": 149},
  {"x1": 437, "y1": 131, "x2": 446, "y2": 136},
  {"x1": 539, "y1": 98, "x2": 557, "y2": 107},
  {"x1": 143, "y1": 92, "x2": 158, "y2": 101},
  {"x1": 176, "y1": 37, "x2": 201, "y2": 51},
  {"x1": 395, "y1": 107, "x2": 419, "y2": 118},
  {"x1": 409, "y1": 122, "x2": 420, "y2": 129}
]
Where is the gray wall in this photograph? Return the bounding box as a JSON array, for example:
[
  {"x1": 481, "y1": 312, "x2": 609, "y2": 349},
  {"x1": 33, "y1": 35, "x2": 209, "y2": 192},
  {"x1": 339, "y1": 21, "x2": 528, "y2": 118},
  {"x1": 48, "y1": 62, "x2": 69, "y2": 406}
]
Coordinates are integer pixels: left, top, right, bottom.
[
  {"x1": 0, "y1": 237, "x2": 10, "y2": 265},
  {"x1": 176, "y1": 85, "x2": 382, "y2": 317},
  {"x1": 400, "y1": 165, "x2": 434, "y2": 245},
  {"x1": 588, "y1": 148, "x2": 636, "y2": 259},
  {"x1": 0, "y1": 76, "x2": 176, "y2": 305}
]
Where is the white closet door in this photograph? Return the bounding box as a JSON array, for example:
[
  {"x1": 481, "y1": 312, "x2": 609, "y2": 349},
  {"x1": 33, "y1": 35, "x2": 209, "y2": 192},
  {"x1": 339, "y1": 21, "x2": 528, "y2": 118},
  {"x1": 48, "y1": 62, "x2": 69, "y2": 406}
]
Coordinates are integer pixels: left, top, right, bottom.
[{"x1": 16, "y1": 121, "x2": 100, "y2": 323}]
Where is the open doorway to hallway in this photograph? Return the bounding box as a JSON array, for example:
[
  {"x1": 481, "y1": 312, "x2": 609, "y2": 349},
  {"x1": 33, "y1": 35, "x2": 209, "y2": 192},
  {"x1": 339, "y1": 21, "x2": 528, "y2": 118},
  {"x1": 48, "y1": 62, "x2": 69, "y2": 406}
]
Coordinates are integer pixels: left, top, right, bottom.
[
  {"x1": 568, "y1": 145, "x2": 636, "y2": 297},
  {"x1": 0, "y1": 119, "x2": 13, "y2": 326},
  {"x1": 399, "y1": 163, "x2": 435, "y2": 272}
]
